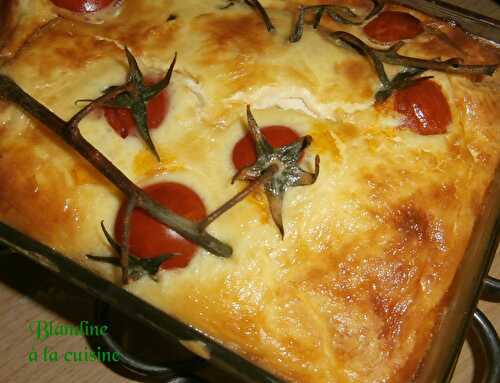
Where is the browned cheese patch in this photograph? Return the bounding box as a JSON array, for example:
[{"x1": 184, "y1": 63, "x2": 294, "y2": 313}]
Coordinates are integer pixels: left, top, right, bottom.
[
  {"x1": 194, "y1": 13, "x2": 275, "y2": 95},
  {"x1": 334, "y1": 57, "x2": 377, "y2": 100},
  {"x1": 412, "y1": 17, "x2": 500, "y2": 65},
  {"x1": 3, "y1": 23, "x2": 123, "y2": 81},
  {"x1": 133, "y1": 148, "x2": 185, "y2": 179},
  {"x1": 287, "y1": 0, "x2": 373, "y2": 14},
  {"x1": 196, "y1": 12, "x2": 272, "y2": 59},
  {"x1": 54, "y1": 1, "x2": 181, "y2": 57},
  {"x1": 0, "y1": 125, "x2": 80, "y2": 252},
  {"x1": 310, "y1": 120, "x2": 342, "y2": 160},
  {"x1": 0, "y1": 0, "x2": 57, "y2": 60},
  {"x1": 452, "y1": 77, "x2": 500, "y2": 168}
]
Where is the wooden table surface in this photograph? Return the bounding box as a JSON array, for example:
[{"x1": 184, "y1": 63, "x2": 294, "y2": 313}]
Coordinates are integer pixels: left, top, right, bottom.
[{"x1": 1, "y1": 1, "x2": 499, "y2": 383}]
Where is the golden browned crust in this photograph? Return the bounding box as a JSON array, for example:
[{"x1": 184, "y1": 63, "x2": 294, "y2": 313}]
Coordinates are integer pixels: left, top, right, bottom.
[
  {"x1": 0, "y1": 0, "x2": 16, "y2": 55},
  {"x1": 0, "y1": 1, "x2": 499, "y2": 382},
  {"x1": 0, "y1": 0, "x2": 57, "y2": 61}
]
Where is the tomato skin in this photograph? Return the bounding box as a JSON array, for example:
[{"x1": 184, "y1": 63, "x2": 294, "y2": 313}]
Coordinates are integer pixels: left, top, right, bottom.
[
  {"x1": 104, "y1": 86, "x2": 168, "y2": 139},
  {"x1": 160, "y1": 253, "x2": 194, "y2": 269},
  {"x1": 232, "y1": 126, "x2": 301, "y2": 170},
  {"x1": 363, "y1": 11, "x2": 423, "y2": 43},
  {"x1": 114, "y1": 182, "x2": 207, "y2": 270},
  {"x1": 394, "y1": 79, "x2": 451, "y2": 135},
  {"x1": 51, "y1": 0, "x2": 114, "y2": 13}
]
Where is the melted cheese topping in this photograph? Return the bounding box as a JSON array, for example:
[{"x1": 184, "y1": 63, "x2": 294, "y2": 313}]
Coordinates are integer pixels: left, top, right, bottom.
[{"x1": 0, "y1": 1, "x2": 499, "y2": 382}]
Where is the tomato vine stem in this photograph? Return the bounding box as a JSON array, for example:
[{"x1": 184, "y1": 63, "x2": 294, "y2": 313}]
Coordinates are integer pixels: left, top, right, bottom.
[{"x1": 0, "y1": 74, "x2": 233, "y2": 263}]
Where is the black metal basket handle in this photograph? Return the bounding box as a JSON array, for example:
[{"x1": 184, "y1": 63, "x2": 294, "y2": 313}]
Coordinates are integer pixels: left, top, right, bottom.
[
  {"x1": 471, "y1": 308, "x2": 499, "y2": 383},
  {"x1": 474, "y1": 270, "x2": 500, "y2": 383},
  {"x1": 482, "y1": 276, "x2": 500, "y2": 301},
  {"x1": 93, "y1": 299, "x2": 208, "y2": 383}
]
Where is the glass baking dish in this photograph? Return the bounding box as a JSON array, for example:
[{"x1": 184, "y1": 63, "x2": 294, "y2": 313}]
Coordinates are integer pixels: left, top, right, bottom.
[{"x1": 0, "y1": 1, "x2": 499, "y2": 382}]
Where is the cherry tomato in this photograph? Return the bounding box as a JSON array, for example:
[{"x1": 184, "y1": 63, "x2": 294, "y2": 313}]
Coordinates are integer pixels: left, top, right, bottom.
[
  {"x1": 363, "y1": 11, "x2": 423, "y2": 43},
  {"x1": 232, "y1": 125, "x2": 301, "y2": 170},
  {"x1": 114, "y1": 182, "x2": 207, "y2": 270},
  {"x1": 104, "y1": 80, "x2": 169, "y2": 139},
  {"x1": 51, "y1": 0, "x2": 114, "y2": 13},
  {"x1": 394, "y1": 79, "x2": 451, "y2": 135}
]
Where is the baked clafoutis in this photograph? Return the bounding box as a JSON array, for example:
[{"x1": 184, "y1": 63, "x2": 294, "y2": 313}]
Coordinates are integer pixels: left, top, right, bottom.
[{"x1": 0, "y1": 1, "x2": 499, "y2": 382}]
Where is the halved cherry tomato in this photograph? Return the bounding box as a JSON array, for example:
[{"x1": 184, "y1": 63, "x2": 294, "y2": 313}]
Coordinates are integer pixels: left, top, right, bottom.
[
  {"x1": 394, "y1": 79, "x2": 451, "y2": 135},
  {"x1": 232, "y1": 125, "x2": 301, "y2": 170},
  {"x1": 104, "y1": 80, "x2": 169, "y2": 139},
  {"x1": 363, "y1": 11, "x2": 423, "y2": 43},
  {"x1": 51, "y1": 0, "x2": 114, "y2": 13},
  {"x1": 114, "y1": 182, "x2": 207, "y2": 270}
]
